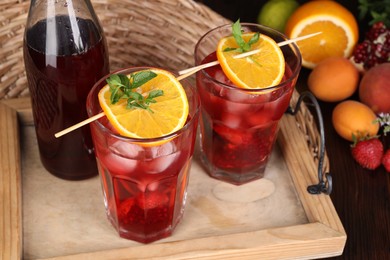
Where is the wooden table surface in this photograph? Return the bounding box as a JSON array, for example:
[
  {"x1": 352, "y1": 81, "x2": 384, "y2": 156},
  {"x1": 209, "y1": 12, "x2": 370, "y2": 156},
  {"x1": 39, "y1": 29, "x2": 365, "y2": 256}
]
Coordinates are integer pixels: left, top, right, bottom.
[
  {"x1": 200, "y1": 1, "x2": 390, "y2": 259},
  {"x1": 298, "y1": 69, "x2": 390, "y2": 260}
]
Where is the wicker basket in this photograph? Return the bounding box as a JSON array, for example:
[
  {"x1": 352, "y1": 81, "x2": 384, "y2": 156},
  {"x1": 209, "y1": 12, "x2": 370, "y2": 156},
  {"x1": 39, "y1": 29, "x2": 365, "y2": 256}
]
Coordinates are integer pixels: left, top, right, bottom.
[
  {"x1": 0, "y1": 0, "x2": 229, "y2": 99},
  {"x1": 0, "y1": 0, "x2": 328, "y2": 172}
]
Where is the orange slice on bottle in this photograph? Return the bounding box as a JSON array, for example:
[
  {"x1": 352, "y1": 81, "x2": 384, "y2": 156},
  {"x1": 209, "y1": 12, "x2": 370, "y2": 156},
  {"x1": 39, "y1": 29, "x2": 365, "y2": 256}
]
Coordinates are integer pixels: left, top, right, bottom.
[
  {"x1": 98, "y1": 68, "x2": 189, "y2": 140},
  {"x1": 217, "y1": 32, "x2": 285, "y2": 89}
]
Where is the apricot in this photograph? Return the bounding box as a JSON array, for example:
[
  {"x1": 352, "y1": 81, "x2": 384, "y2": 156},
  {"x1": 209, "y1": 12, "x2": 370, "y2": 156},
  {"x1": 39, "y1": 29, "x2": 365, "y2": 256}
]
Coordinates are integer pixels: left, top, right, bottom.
[
  {"x1": 332, "y1": 100, "x2": 379, "y2": 141},
  {"x1": 308, "y1": 57, "x2": 359, "y2": 102},
  {"x1": 359, "y1": 63, "x2": 390, "y2": 114}
]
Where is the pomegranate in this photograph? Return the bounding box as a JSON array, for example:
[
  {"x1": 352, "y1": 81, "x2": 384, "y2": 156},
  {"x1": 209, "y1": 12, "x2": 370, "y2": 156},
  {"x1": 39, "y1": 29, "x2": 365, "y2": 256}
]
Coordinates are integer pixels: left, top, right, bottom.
[{"x1": 351, "y1": 22, "x2": 390, "y2": 72}]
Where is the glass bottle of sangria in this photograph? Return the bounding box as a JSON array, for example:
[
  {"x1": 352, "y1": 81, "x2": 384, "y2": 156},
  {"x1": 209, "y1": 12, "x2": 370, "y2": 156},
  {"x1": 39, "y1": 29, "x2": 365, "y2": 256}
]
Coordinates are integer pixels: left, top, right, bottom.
[{"x1": 23, "y1": 0, "x2": 110, "y2": 180}]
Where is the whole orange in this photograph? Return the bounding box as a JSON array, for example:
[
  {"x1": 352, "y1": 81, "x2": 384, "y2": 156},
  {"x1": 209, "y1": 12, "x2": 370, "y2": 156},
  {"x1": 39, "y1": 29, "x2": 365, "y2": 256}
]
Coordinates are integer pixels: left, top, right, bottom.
[
  {"x1": 332, "y1": 100, "x2": 379, "y2": 142},
  {"x1": 285, "y1": 0, "x2": 359, "y2": 69},
  {"x1": 308, "y1": 57, "x2": 359, "y2": 102}
]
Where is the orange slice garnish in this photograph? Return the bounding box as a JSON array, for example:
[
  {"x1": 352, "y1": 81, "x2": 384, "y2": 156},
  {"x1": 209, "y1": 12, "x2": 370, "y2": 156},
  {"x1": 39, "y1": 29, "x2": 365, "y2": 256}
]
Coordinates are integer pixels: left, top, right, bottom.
[
  {"x1": 98, "y1": 68, "x2": 189, "y2": 139},
  {"x1": 217, "y1": 32, "x2": 285, "y2": 89}
]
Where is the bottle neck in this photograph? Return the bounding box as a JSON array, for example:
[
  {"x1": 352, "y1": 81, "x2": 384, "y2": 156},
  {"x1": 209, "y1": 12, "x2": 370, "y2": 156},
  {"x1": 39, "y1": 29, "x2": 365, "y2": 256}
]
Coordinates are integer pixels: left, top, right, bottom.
[
  {"x1": 25, "y1": 0, "x2": 104, "y2": 56},
  {"x1": 27, "y1": 0, "x2": 96, "y2": 25}
]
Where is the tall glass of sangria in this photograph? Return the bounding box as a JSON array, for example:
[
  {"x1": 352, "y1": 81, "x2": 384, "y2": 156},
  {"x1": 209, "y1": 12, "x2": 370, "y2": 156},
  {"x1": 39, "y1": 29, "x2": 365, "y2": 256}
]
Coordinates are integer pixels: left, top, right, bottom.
[
  {"x1": 87, "y1": 67, "x2": 200, "y2": 243},
  {"x1": 195, "y1": 23, "x2": 301, "y2": 185}
]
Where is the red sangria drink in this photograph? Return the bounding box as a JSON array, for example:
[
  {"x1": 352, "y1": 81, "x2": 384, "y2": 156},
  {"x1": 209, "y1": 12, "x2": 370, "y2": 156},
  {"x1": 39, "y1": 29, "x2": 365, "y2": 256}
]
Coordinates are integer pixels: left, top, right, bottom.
[
  {"x1": 87, "y1": 67, "x2": 200, "y2": 243},
  {"x1": 195, "y1": 23, "x2": 301, "y2": 185}
]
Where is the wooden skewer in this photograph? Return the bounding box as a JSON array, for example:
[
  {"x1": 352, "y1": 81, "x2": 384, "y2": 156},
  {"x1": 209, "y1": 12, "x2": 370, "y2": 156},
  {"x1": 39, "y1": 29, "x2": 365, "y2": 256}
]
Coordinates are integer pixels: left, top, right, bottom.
[
  {"x1": 54, "y1": 70, "x2": 197, "y2": 138},
  {"x1": 54, "y1": 70, "x2": 207, "y2": 138},
  {"x1": 178, "y1": 31, "x2": 322, "y2": 75},
  {"x1": 54, "y1": 112, "x2": 105, "y2": 138},
  {"x1": 55, "y1": 32, "x2": 321, "y2": 138}
]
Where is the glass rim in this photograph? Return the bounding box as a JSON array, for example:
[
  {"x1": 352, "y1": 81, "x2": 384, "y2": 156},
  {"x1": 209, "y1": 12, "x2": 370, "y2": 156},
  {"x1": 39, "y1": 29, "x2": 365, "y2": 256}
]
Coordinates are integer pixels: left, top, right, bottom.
[
  {"x1": 87, "y1": 66, "x2": 200, "y2": 144},
  {"x1": 195, "y1": 22, "x2": 302, "y2": 93}
]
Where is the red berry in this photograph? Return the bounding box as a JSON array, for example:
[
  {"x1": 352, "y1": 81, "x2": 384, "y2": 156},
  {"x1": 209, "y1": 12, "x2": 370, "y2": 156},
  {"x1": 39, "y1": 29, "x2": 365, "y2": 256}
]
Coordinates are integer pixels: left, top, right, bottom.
[
  {"x1": 351, "y1": 22, "x2": 390, "y2": 71},
  {"x1": 351, "y1": 138, "x2": 384, "y2": 170},
  {"x1": 117, "y1": 198, "x2": 136, "y2": 223},
  {"x1": 382, "y1": 149, "x2": 390, "y2": 172},
  {"x1": 137, "y1": 191, "x2": 169, "y2": 210}
]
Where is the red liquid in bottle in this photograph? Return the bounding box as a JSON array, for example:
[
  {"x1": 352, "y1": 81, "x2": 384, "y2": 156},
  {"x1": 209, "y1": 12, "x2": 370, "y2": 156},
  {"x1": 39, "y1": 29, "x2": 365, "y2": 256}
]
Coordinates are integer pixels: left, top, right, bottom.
[{"x1": 23, "y1": 15, "x2": 109, "y2": 180}]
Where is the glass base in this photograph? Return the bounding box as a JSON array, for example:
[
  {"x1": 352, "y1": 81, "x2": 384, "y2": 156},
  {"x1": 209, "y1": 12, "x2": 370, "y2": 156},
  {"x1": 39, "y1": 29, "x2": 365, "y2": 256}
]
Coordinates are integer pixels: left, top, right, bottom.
[
  {"x1": 106, "y1": 210, "x2": 184, "y2": 244},
  {"x1": 118, "y1": 223, "x2": 174, "y2": 244},
  {"x1": 200, "y1": 153, "x2": 266, "y2": 185}
]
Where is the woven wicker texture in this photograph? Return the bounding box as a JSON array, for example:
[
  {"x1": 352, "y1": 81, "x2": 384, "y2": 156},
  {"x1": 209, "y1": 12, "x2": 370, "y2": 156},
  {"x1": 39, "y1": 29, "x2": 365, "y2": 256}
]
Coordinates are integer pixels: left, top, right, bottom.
[
  {"x1": 0, "y1": 0, "x2": 229, "y2": 99},
  {"x1": 0, "y1": 0, "x2": 328, "y2": 171}
]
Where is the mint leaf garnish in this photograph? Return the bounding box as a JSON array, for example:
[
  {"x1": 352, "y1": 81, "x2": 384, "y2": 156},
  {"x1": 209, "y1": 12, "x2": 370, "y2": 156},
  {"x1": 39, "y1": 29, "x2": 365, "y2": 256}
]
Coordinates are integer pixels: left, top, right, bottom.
[
  {"x1": 131, "y1": 71, "x2": 156, "y2": 89},
  {"x1": 106, "y1": 70, "x2": 164, "y2": 112},
  {"x1": 232, "y1": 19, "x2": 247, "y2": 51},
  {"x1": 224, "y1": 19, "x2": 260, "y2": 53}
]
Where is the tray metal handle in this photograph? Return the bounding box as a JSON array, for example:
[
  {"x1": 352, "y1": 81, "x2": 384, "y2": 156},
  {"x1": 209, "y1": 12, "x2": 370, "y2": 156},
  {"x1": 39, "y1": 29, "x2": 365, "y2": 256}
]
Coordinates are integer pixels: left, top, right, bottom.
[{"x1": 286, "y1": 91, "x2": 332, "y2": 195}]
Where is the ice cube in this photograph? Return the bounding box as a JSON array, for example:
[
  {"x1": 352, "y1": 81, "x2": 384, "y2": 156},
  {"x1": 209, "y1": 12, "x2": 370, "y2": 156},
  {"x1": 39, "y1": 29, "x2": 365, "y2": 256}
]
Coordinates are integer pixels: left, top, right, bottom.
[
  {"x1": 220, "y1": 112, "x2": 242, "y2": 129},
  {"x1": 213, "y1": 123, "x2": 243, "y2": 145},
  {"x1": 224, "y1": 99, "x2": 249, "y2": 114},
  {"x1": 110, "y1": 140, "x2": 144, "y2": 158},
  {"x1": 144, "y1": 152, "x2": 180, "y2": 174},
  {"x1": 149, "y1": 141, "x2": 176, "y2": 157},
  {"x1": 102, "y1": 153, "x2": 137, "y2": 175},
  {"x1": 147, "y1": 181, "x2": 159, "y2": 191},
  {"x1": 214, "y1": 69, "x2": 231, "y2": 85}
]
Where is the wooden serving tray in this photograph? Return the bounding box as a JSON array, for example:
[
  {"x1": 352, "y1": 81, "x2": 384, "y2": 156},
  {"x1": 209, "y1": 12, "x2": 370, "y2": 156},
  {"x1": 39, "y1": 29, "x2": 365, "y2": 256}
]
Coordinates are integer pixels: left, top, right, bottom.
[{"x1": 0, "y1": 97, "x2": 346, "y2": 260}]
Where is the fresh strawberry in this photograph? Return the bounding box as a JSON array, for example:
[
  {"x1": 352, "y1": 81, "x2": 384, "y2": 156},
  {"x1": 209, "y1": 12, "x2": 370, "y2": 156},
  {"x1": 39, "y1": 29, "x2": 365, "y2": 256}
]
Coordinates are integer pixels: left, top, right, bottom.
[
  {"x1": 382, "y1": 149, "x2": 390, "y2": 172},
  {"x1": 117, "y1": 198, "x2": 136, "y2": 223},
  {"x1": 351, "y1": 138, "x2": 384, "y2": 170}
]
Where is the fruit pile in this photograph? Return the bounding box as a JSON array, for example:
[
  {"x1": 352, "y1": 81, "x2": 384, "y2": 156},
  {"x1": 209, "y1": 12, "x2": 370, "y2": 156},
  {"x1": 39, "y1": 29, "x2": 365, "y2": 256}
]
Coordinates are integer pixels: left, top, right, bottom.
[
  {"x1": 301, "y1": 16, "x2": 389, "y2": 172},
  {"x1": 257, "y1": 0, "x2": 390, "y2": 172}
]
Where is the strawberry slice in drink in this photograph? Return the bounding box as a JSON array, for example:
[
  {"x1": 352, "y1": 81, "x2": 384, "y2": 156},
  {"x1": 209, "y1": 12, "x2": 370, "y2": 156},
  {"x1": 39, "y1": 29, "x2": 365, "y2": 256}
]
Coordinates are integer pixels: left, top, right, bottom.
[
  {"x1": 136, "y1": 191, "x2": 170, "y2": 210},
  {"x1": 117, "y1": 198, "x2": 136, "y2": 223}
]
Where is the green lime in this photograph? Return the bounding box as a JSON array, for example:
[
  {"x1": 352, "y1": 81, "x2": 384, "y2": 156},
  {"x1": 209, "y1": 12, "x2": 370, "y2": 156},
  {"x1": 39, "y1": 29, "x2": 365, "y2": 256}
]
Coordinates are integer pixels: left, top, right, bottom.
[{"x1": 257, "y1": 0, "x2": 299, "y2": 33}]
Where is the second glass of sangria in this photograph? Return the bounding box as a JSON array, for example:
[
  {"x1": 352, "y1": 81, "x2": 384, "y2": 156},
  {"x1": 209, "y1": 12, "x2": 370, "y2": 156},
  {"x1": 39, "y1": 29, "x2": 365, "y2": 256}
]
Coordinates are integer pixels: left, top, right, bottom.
[{"x1": 195, "y1": 23, "x2": 302, "y2": 185}]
